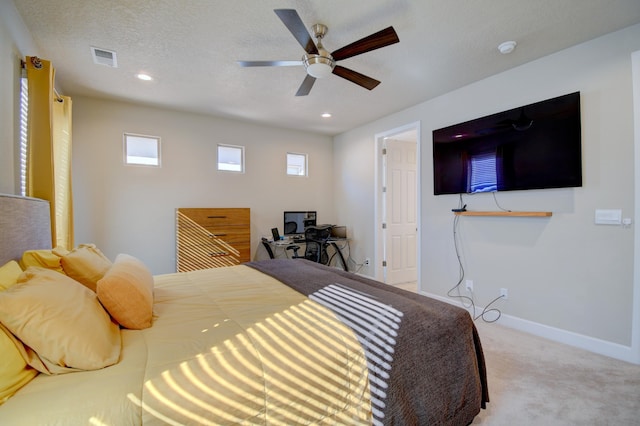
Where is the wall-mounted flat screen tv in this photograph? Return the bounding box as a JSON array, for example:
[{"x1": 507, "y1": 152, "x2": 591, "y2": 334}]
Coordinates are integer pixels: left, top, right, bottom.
[
  {"x1": 432, "y1": 92, "x2": 582, "y2": 195},
  {"x1": 283, "y1": 211, "x2": 317, "y2": 235}
]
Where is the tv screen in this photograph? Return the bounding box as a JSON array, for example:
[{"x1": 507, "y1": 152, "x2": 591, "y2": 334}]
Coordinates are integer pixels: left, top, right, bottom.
[
  {"x1": 432, "y1": 92, "x2": 582, "y2": 195},
  {"x1": 283, "y1": 211, "x2": 317, "y2": 235}
]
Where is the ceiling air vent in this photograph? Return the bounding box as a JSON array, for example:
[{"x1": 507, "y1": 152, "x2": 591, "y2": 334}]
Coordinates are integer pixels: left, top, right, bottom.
[{"x1": 90, "y1": 47, "x2": 118, "y2": 68}]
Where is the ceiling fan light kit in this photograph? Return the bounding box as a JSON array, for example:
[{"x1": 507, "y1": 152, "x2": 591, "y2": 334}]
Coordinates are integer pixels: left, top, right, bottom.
[
  {"x1": 303, "y1": 54, "x2": 334, "y2": 78},
  {"x1": 238, "y1": 9, "x2": 399, "y2": 96}
]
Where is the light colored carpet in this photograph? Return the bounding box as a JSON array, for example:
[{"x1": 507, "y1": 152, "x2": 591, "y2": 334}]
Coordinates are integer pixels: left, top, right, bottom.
[
  {"x1": 392, "y1": 282, "x2": 640, "y2": 425},
  {"x1": 472, "y1": 321, "x2": 640, "y2": 425}
]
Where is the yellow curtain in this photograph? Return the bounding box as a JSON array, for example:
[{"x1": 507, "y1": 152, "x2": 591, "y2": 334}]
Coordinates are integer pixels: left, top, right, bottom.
[
  {"x1": 25, "y1": 56, "x2": 74, "y2": 249},
  {"x1": 52, "y1": 95, "x2": 74, "y2": 249}
]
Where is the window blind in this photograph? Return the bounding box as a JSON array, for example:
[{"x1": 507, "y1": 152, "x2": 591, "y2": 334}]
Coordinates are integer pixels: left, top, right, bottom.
[{"x1": 470, "y1": 152, "x2": 498, "y2": 193}]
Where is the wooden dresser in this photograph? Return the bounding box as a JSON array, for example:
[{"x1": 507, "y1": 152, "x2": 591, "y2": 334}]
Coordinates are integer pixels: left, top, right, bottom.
[{"x1": 176, "y1": 208, "x2": 250, "y2": 272}]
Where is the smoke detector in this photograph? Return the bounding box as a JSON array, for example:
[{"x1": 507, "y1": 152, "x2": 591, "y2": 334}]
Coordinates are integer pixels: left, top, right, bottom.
[{"x1": 498, "y1": 41, "x2": 517, "y2": 54}]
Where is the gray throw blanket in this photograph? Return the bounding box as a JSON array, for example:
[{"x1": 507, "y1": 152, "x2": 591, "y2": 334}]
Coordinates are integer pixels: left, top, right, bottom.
[{"x1": 246, "y1": 259, "x2": 488, "y2": 426}]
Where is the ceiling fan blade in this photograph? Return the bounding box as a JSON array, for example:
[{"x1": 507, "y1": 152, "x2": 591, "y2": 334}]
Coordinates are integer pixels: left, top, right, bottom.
[
  {"x1": 237, "y1": 60, "x2": 303, "y2": 67},
  {"x1": 332, "y1": 65, "x2": 380, "y2": 90},
  {"x1": 295, "y1": 75, "x2": 316, "y2": 96},
  {"x1": 332, "y1": 26, "x2": 399, "y2": 61},
  {"x1": 274, "y1": 9, "x2": 318, "y2": 55}
]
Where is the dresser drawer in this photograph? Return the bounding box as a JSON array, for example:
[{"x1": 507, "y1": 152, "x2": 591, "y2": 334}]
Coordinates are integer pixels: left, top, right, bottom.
[
  {"x1": 176, "y1": 207, "x2": 251, "y2": 271},
  {"x1": 179, "y1": 208, "x2": 249, "y2": 228}
]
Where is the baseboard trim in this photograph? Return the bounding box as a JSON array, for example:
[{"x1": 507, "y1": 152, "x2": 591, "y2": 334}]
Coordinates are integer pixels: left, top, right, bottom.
[{"x1": 422, "y1": 291, "x2": 640, "y2": 365}]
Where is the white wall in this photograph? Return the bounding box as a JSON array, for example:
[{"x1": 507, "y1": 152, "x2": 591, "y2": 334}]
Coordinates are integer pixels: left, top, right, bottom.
[
  {"x1": 72, "y1": 96, "x2": 334, "y2": 274},
  {"x1": 334, "y1": 24, "x2": 640, "y2": 361}
]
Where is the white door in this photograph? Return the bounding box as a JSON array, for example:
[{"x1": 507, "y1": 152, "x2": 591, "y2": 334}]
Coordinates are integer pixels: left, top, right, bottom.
[{"x1": 384, "y1": 138, "x2": 417, "y2": 284}]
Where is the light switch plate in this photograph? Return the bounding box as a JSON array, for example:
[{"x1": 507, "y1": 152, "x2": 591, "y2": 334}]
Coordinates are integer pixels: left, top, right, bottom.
[{"x1": 595, "y1": 209, "x2": 622, "y2": 225}]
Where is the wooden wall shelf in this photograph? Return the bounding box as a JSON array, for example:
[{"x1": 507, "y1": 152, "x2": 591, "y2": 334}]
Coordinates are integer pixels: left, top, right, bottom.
[{"x1": 454, "y1": 211, "x2": 552, "y2": 217}]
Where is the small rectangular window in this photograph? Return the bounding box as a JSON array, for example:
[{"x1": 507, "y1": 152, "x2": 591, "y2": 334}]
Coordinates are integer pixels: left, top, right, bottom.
[
  {"x1": 287, "y1": 152, "x2": 307, "y2": 176},
  {"x1": 124, "y1": 133, "x2": 160, "y2": 166},
  {"x1": 217, "y1": 144, "x2": 244, "y2": 172}
]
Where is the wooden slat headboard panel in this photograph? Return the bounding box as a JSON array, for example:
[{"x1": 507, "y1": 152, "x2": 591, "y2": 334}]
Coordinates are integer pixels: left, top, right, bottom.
[{"x1": 0, "y1": 194, "x2": 52, "y2": 264}]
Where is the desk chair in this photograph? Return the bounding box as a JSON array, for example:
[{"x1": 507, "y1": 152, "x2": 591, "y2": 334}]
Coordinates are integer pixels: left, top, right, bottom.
[
  {"x1": 288, "y1": 225, "x2": 332, "y2": 264},
  {"x1": 286, "y1": 243, "x2": 300, "y2": 259}
]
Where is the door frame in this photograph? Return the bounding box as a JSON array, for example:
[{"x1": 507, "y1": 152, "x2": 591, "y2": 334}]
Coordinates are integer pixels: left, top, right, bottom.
[
  {"x1": 631, "y1": 49, "x2": 640, "y2": 364},
  {"x1": 374, "y1": 121, "x2": 421, "y2": 286}
]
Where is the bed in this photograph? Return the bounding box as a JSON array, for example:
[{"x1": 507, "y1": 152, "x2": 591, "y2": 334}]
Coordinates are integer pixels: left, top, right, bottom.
[{"x1": 0, "y1": 194, "x2": 488, "y2": 425}]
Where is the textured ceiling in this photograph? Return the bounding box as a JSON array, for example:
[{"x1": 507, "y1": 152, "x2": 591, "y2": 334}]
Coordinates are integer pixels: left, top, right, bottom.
[{"x1": 11, "y1": 0, "x2": 640, "y2": 135}]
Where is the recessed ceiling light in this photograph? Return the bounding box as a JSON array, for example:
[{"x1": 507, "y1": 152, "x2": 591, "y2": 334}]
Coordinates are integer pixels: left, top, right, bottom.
[
  {"x1": 321, "y1": 112, "x2": 332, "y2": 118},
  {"x1": 137, "y1": 73, "x2": 153, "y2": 81}
]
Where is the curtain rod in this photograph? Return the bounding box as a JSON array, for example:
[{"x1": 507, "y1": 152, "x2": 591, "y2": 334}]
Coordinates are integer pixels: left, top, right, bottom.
[{"x1": 21, "y1": 58, "x2": 64, "y2": 103}]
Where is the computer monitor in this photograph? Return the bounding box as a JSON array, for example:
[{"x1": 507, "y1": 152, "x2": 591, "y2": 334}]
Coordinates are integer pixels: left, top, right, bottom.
[{"x1": 283, "y1": 211, "x2": 317, "y2": 235}]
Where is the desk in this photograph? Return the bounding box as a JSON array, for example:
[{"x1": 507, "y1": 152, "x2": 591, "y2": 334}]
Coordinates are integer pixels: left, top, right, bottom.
[{"x1": 267, "y1": 238, "x2": 350, "y2": 271}]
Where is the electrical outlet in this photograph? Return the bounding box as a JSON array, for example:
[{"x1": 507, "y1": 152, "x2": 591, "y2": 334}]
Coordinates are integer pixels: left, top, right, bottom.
[
  {"x1": 364, "y1": 258, "x2": 370, "y2": 266},
  {"x1": 465, "y1": 280, "x2": 473, "y2": 291},
  {"x1": 500, "y1": 288, "x2": 508, "y2": 300}
]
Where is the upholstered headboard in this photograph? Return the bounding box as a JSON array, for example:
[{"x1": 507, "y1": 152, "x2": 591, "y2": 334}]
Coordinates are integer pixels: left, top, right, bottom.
[{"x1": 0, "y1": 194, "x2": 52, "y2": 264}]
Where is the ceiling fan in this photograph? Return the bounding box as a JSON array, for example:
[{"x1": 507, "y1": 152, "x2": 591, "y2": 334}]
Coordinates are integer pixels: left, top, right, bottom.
[
  {"x1": 238, "y1": 9, "x2": 400, "y2": 96},
  {"x1": 481, "y1": 108, "x2": 534, "y2": 135}
]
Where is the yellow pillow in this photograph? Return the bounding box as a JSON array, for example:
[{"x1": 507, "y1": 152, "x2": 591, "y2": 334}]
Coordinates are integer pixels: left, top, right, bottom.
[
  {"x1": 20, "y1": 249, "x2": 66, "y2": 273},
  {"x1": 0, "y1": 324, "x2": 38, "y2": 404},
  {"x1": 60, "y1": 244, "x2": 112, "y2": 292},
  {"x1": 0, "y1": 267, "x2": 121, "y2": 374},
  {"x1": 97, "y1": 254, "x2": 154, "y2": 330},
  {"x1": 0, "y1": 261, "x2": 23, "y2": 292}
]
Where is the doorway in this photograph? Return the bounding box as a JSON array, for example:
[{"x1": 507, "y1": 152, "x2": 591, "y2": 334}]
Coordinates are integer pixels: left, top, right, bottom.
[{"x1": 375, "y1": 122, "x2": 420, "y2": 286}]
